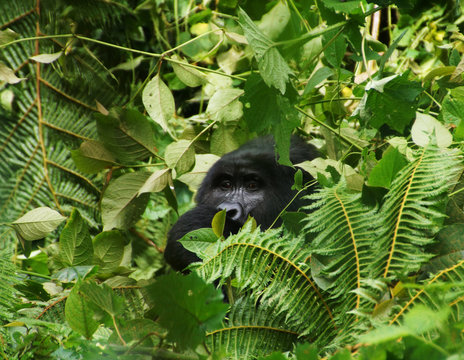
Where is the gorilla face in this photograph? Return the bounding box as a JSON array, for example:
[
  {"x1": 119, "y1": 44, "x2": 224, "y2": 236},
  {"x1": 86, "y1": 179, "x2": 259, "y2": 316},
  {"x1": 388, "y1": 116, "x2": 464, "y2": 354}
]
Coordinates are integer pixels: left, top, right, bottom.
[{"x1": 164, "y1": 136, "x2": 319, "y2": 271}]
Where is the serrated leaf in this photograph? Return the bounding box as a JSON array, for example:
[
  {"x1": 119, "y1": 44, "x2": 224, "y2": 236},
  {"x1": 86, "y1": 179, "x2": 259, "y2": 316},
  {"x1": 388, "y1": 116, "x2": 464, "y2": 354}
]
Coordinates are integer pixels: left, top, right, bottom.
[
  {"x1": 30, "y1": 51, "x2": 62, "y2": 63},
  {"x1": 93, "y1": 231, "x2": 125, "y2": 275},
  {"x1": 12, "y1": 207, "x2": 66, "y2": 241},
  {"x1": 79, "y1": 281, "x2": 125, "y2": 316},
  {"x1": 238, "y1": 8, "x2": 291, "y2": 94},
  {"x1": 145, "y1": 272, "x2": 228, "y2": 349},
  {"x1": 353, "y1": 73, "x2": 422, "y2": 133},
  {"x1": 177, "y1": 154, "x2": 219, "y2": 191},
  {"x1": 101, "y1": 172, "x2": 151, "y2": 231},
  {"x1": 65, "y1": 284, "x2": 99, "y2": 339},
  {"x1": 165, "y1": 139, "x2": 195, "y2": 176},
  {"x1": 59, "y1": 209, "x2": 93, "y2": 267},
  {"x1": 142, "y1": 74, "x2": 175, "y2": 133},
  {"x1": 411, "y1": 113, "x2": 452, "y2": 148},
  {"x1": 138, "y1": 168, "x2": 171, "y2": 194}
]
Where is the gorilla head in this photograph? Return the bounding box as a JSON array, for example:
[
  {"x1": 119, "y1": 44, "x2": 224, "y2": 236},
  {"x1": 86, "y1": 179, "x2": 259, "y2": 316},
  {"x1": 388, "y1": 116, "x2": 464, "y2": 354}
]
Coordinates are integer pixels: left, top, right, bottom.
[{"x1": 164, "y1": 136, "x2": 319, "y2": 271}]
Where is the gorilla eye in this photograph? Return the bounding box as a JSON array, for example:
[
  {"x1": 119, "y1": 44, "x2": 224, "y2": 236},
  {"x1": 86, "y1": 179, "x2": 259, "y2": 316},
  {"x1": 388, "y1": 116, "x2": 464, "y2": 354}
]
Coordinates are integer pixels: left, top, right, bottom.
[
  {"x1": 219, "y1": 179, "x2": 232, "y2": 190},
  {"x1": 246, "y1": 181, "x2": 259, "y2": 191}
]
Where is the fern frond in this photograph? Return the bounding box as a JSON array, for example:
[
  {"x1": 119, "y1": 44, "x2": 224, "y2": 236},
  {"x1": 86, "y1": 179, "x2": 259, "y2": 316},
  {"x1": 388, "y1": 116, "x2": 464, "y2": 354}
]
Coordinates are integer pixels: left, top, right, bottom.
[
  {"x1": 391, "y1": 259, "x2": 464, "y2": 326},
  {"x1": 193, "y1": 223, "x2": 336, "y2": 341},
  {"x1": 207, "y1": 296, "x2": 299, "y2": 359},
  {"x1": 0, "y1": 250, "x2": 21, "y2": 320},
  {"x1": 374, "y1": 145, "x2": 462, "y2": 279},
  {"x1": 302, "y1": 181, "x2": 377, "y2": 322}
]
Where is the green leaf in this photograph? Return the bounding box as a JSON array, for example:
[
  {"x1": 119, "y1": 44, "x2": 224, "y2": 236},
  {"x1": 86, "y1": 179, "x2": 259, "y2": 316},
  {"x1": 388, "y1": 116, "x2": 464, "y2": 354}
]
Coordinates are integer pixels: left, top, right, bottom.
[
  {"x1": 79, "y1": 281, "x2": 125, "y2": 317},
  {"x1": 93, "y1": 230, "x2": 125, "y2": 275},
  {"x1": 65, "y1": 283, "x2": 99, "y2": 339},
  {"x1": 142, "y1": 74, "x2": 175, "y2": 133},
  {"x1": 165, "y1": 139, "x2": 195, "y2": 176},
  {"x1": 238, "y1": 8, "x2": 292, "y2": 94},
  {"x1": 211, "y1": 209, "x2": 226, "y2": 237},
  {"x1": 177, "y1": 154, "x2": 219, "y2": 191},
  {"x1": 71, "y1": 140, "x2": 116, "y2": 174},
  {"x1": 210, "y1": 124, "x2": 241, "y2": 157},
  {"x1": 0, "y1": 61, "x2": 25, "y2": 84},
  {"x1": 96, "y1": 108, "x2": 157, "y2": 163},
  {"x1": 441, "y1": 87, "x2": 464, "y2": 128},
  {"x1": 12, "y1": 207, "x2": 66, "y2": 241},
  {"x1": 59, "y1": 209, "x2": 93, "y2": 267},
  {"x1": 367, "y1": 146, "x2": 408, "y2": 189},
  {"x1": 206, "y1": 88, "x2": 244, "y2": 122},
  {"x1": 171, "y1": 58, "x2": 207, "y2": 87},
  {"x1": 322, "y1": 0, "x2": 364, "y2": 13},
  {"x1": 323, "y1": 29, "x2": 347, "y2": 68},
  {"x1": 145, "y1": 272, "x2": 228, "y2": 349},
  {"x1": 353, "y1": 73, "x2": 422, "y2": 133},
  {"x1": 411, "y1": 113, "x2": 452, "y2": 148},
  {"x1": 138, "y1": 168, "x2": 171, "y2": 194},
  {"x1": 101, "y1": 172, "x2": 151, "y2": 231},
  {"x1": 30, "y1": 51, "x2": 62, "y2": 64}
]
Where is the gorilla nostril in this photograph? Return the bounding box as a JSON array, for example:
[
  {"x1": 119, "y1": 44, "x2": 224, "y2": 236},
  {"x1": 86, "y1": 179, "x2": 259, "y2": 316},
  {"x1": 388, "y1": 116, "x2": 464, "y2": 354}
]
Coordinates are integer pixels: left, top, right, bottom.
[{"x1": 217, "y1": 202, "x2": 244, "y2": 222}]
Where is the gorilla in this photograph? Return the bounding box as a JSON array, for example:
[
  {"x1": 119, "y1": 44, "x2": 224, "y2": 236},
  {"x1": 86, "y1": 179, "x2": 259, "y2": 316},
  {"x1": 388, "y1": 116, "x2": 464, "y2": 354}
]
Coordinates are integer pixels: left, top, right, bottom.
[{"x1": 164, "y1": 136, "x2": 319, "y2": 271}]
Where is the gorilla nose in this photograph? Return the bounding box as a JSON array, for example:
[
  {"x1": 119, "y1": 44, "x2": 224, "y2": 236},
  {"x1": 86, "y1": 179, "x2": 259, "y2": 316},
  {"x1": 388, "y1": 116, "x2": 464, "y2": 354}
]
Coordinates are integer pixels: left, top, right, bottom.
[{"x1": 217, "y1": 202, "x2": 244, "y2": 222}]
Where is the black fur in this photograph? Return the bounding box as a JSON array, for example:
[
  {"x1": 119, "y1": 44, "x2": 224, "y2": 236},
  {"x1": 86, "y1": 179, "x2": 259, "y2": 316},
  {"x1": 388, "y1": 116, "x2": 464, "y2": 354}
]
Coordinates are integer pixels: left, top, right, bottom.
[{"x1": 164, "y1": 136, "x2": 319, "y2": 271}]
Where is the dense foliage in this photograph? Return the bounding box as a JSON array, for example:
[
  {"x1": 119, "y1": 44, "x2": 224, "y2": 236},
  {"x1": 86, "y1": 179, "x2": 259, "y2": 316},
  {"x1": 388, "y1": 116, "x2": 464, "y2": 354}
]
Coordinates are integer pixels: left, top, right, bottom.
[{"x1": 1, "y1": 0, "x2": 464, "y2": 358}]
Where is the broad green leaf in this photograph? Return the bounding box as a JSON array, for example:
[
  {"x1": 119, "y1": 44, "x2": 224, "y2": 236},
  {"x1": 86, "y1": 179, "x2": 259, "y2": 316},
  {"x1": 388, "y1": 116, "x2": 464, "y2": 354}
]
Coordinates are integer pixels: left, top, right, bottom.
[
  {"x1": 210, "y1": 124, "x2": 240, "y2": 156},
  {"x1": 323, "y1": 29, "x2": 347, "y2": 68},
  {"x1": 257, "y1": 1, "x2": 291, "y2": 40},
  {"x1": 171, "y1": 58, "x2": 207, "y2": 87},
  {"x1": 211, "y1": 209, "x2": 226, "y2": 237},
  {"x1": 12, "y1": 207, "x2": 66, "y2": 241},
  {"x1": 238, "y1": 8, "x2": 292, "y2": 94},
  {"x1": 206, "y1": 88, "x2": 244, "y2": 122},
  {"x1": 0, "y1": 61, "x2": 25, "y2": 84},
  {"x1": 441, "y1": 86, "x2": 464, "y2": 126},
  {"x1": 108, "y1": 319, "x2": 160, "y2": 346},
  {"x1": 101, "y1": 172, "x2": 151, "y2": 231},
  {"x1": 142, "y1": 74, "x2": 175, "y2": 133},
  {"x1": 138, "y1": 168, "x2": 171, "y2": 194},
  {"x1": 303, "y1": 67, "x2": 334, "y2": 95},
  {"x1": 65, "y1": 284, "x2": 98, "y2": 339},
  {"x1": 424, "y1": 224, "x2": 464, "y2": 273},
  {"x1": 59, "y1": 209, "x2": 93, "y2": 267},
  {"x1": 0, "y1": 29, "x2": 19, "y2": 45},
  {"x1": 93, "y1": 231, "x2": 125, "y2": 275},
  {"x1": 71, "y1": 140, "x2": 116, "y2": 174},
  {"x1": 96, "y1": 108, "x2": 157, "y2": 163},
  {"x1": 145, "y1": 272, "x2": 228, "y2": 349},
  {"x1": 165, "y1": 139, "x2": 195, "y2": 176},
  {"x1": 353, "y1": 73, "x2": 422, "y2": 133},
  {"x1": 411, "y1": 113, "x2": 452, "y2": 148},
  {"x1": 52, "y1": 266, "x2": 97, "y2": 283},
  {"x1": 322, "y1": 0, "x2": 364, "y2": 13},
  {"x1": 367, "y1": 147, "x2": 408, "y2": 189},
  {"x1": 30, "y1": 51, "x2": 62, "y2": 63},
  {"x1": 79, "y1": 281, "x2": 125, "y2": 316},
  {"x1": 177, "y1": 154, "x2": 219, "y2": 191},
  {"x1": 110, "y1": 56, "x2": 143, "y2": 72}
]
